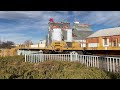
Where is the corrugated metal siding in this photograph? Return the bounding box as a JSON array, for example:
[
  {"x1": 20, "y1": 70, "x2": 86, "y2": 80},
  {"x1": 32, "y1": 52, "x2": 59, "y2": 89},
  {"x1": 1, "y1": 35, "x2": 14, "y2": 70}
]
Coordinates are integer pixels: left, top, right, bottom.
[
  {"x1": 62, "y1": 30, "x2": 67, "y2": 40},
  {"x1": 76, "y1": 27, "x2": 93, "y2": 31},
  {"x1": 73, "y1": 30, "x2": 93, "y2": 40},
  {"x1": 73, "y1": 24, "x2": 92, "y2": 31},
  {"x1": 72, "y1": 24, "x2": 93, "y2": 40},
  {"x1": 88, "y1": 27, "x2": 120, "y2": 38},
  {"x1": 49, "y1": 31, "x2": 52, "y2": 45}
]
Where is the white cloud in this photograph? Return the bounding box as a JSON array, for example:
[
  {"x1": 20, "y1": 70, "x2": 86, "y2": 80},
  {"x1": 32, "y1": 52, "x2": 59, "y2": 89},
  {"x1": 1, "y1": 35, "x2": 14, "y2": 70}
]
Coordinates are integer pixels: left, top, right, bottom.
[
  {"x1": 1, "y1": 11, "x2": 120, "y2": 44},
  {"x1": 77, "y1": 11, "x2": 120, "y2": 26},
  {"x1": 0, "y1": 33, "x2": 33, "y2": 44}
]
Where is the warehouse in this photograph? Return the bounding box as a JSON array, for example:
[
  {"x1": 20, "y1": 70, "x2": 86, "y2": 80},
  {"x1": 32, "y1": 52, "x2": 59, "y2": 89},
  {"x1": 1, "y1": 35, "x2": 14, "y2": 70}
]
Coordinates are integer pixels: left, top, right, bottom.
[
  {"x1": 72, "y1": 22, "x2": 93, "y2": 47},
  {"x1": 86, "y1": 27, "x2": 120, "y2": 50}
]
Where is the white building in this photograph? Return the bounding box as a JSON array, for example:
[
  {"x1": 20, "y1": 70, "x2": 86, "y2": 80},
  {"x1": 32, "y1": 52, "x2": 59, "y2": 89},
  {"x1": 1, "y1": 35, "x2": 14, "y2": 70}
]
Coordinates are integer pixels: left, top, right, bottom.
[
  {"x1": 39, "y1": 40, "x2": 46, "y2": 48},
  {"x1": 30, "y1": 40, "x2": 46, "y2": 48}
]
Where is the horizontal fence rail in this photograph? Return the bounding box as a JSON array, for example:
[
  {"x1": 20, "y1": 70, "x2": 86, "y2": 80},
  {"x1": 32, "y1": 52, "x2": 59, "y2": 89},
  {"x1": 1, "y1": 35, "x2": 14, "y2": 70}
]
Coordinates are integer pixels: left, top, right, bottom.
[{"x1": 25, "y1": 53, "x2": 120, "y2": 73}]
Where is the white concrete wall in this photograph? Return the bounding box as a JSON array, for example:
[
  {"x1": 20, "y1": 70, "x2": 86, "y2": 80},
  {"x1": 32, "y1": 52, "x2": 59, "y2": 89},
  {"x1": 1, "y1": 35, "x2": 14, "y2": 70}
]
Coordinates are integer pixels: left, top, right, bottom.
[
  {"x1": 66, "y1": 29, "x2": 72, "y2": 42},
  {"x1": 88, "y1": 43, "x2": 98, "y2": 47},
  {"x1": 39, "y1": 40, "x2": 46, "y2": 48},
  {"x1": 28, "y1": 40, "x2": 46, "y2": 48},
  {"x1": 39, "y1": 44, "x2": 45, "y2": 48},
  {"x1": 30, "y1": 44, "x2": 46, "y2": 48},
  {"x1": 30, "y1": 44, "x2": 38, "y2": 48}
]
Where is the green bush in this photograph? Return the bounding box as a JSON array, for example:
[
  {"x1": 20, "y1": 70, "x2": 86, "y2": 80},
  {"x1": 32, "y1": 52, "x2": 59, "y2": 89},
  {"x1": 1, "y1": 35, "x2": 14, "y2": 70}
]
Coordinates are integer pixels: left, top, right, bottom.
[{"x1": 0, "y1": 56, "x2": 119, "y2": 79}]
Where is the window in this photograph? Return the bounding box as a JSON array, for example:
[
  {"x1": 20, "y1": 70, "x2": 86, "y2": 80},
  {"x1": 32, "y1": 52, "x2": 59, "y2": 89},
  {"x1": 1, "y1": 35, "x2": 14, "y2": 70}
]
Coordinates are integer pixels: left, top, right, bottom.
[
  {"x1": 103, "y1": 38, "x2": 109, "y2": 46},
  {"x1": 40, "y1": 41, "x2": 42, "y2": 44},
  {"x1": 113, "y1": 40, "x2": 116, "y2": 46},
  {"x1": 104, "y1": 38, "x2": 108, "y2": 45},
  {"x1": 113, "y1": 39, "x2": 118, "y2": 46}
]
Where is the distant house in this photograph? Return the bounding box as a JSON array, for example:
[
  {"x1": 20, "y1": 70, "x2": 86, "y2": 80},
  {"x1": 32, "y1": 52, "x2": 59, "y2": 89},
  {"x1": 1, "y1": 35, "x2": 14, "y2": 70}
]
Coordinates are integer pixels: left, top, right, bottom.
[
  {"x1": 29, "y1": 40, "x2": 46, "y2": 48},
  {"x1": 86, "y1": 27, "x2": 120, "y2": 50},
  {"x1": 39, "y1": 40, "x2": 46, "y2": 48}
]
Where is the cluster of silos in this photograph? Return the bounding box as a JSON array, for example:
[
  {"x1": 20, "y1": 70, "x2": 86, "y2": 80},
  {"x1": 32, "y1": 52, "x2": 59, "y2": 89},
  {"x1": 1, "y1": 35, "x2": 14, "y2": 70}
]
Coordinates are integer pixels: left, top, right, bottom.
[
  {"x1": 46, "y1": 28, "x2": 73, "y2": 47},
  {"x1": 51, "y1": 28, "x2": 73, "y2": 42},
  {"x1": 46, "y1": 19, "x2": 73, "y2": 47}
]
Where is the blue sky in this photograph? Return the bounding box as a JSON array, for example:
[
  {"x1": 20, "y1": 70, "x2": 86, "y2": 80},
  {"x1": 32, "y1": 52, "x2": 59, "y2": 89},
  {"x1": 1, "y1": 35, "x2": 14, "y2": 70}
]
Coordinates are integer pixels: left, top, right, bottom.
[{"x1": 0, "y1": 11, "x2": 120, "y2": 44}]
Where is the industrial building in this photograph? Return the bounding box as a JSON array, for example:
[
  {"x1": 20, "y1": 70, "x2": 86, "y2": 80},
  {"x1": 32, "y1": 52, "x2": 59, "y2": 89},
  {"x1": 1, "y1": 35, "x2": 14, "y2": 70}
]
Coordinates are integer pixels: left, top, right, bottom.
[
  {"x1": 16, "y1": 18, "x2": 94, "y2": 55},
  {"x1": 46, "y1": 18, "x2": 93, "y2": 48},
  {"x1": 72, "y1": 22, "x2": 93, "y2": 47},
  {"x1": 46, "y1": 18, "x2": 71, "y2": 48},
  {"x1": 2, "y1": 18, "x2": 120, "y2": 56},
  {"x1": 0, "y1": 18, "x2": 95, "y2": 56}
]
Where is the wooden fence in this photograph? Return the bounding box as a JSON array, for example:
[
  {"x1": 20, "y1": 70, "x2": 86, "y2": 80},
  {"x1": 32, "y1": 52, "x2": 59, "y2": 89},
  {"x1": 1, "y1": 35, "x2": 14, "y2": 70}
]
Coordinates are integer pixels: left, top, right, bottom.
[{"x1": 25, "y1": 53, "x2": 120, "y2": 73}]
